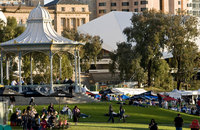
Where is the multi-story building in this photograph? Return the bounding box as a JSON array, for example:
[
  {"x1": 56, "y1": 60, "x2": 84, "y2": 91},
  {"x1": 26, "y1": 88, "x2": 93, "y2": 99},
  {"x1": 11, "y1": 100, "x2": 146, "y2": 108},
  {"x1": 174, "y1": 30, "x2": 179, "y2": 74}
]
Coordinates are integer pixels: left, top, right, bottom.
[
  {"x1": 192, "y1": 0, "x2": 200, "y2": 16},
  {"x1": 76, "y1": 0, "x2": 97, "y2": 20},
  {"x1": 1, "y1": 0, "x2": 90, "y2": 35},
  {"x1": 96, "y1": 0, "x2": 191, "y2": 17},
  {"x1": 0, "y1": 0, "x2": 21, "y2": 5},
  {"x1": 24, "y1": 0, "x2": 44, "y2": 6},
  {"x1": 45, "y1": 0, "x2": 90, "y2": 34},
  {"x1": 0, "y1": 0, "x2": 44, "y2": 6}
]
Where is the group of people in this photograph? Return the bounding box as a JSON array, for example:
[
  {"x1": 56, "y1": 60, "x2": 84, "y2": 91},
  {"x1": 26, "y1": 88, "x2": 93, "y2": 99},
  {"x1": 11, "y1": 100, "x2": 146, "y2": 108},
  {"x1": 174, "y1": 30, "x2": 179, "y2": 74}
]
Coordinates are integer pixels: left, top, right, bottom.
[
  {"x1": 10, "y1": 103, "x2": 69, "y2": 130},
  {"x1": 11, "y1": 78, "x2": 25, "y2": 86},
  {"x1": 107, "y1": 104, "x2": 126, "y2": 123},
  {"x1": 56, "y1": 77, "x2": 73, "y2": 84},
  {"x1": 149, "y1": 114, "x2": 184, "y2": 130},
  {"x1": 9, "y1": 102, "x2": 82, "y2": 130}
]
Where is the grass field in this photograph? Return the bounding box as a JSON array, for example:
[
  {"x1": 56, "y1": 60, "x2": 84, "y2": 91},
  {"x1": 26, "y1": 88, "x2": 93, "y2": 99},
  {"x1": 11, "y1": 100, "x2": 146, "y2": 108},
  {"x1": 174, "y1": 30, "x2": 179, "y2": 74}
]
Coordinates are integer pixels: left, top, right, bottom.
[{"x1": 12, "y1": 102, "x2": 200, "y2": 130}]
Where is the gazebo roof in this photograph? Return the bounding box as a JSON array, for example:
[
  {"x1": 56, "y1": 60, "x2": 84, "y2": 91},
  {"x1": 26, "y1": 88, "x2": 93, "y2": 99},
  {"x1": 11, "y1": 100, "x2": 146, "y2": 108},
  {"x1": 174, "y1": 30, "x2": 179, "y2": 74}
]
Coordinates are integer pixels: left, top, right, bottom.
[{"x1": 1, "y1": 3, "x2": 77, "y2": 46}]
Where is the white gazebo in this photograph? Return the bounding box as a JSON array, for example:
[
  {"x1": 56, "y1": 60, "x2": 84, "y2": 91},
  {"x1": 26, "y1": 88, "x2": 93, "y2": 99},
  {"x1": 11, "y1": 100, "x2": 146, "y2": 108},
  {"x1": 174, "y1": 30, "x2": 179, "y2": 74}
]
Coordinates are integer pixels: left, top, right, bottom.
[{"x1": 0, "y1": 4, "x2": 83, "y2": 93}]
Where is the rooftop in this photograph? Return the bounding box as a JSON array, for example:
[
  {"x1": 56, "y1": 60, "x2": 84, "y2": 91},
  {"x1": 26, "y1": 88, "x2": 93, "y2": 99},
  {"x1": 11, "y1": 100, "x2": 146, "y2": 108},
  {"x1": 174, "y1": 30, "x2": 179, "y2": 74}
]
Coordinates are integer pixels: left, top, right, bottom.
[{"x1": 45, "y1": 0, "x2": 85, "y2": 6}]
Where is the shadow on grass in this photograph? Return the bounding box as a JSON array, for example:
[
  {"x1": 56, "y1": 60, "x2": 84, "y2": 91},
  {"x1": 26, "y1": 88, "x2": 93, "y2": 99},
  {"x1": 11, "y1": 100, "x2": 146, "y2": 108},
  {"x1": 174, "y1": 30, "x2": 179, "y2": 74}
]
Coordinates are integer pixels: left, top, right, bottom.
[{"x1": 72, "y1": 124, "x2": 149, "y2": 130}]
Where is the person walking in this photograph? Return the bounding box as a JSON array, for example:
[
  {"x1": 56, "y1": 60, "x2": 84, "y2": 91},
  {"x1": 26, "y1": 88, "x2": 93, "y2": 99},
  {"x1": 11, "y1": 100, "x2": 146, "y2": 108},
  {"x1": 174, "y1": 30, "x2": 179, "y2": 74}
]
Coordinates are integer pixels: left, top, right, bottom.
[
  {"x1": 149, "y1": 119, "x2": 158, "y2": 130},
  {"x1": 107, "y1": 104, "x2": 114, "y2": 123},
  {"x1": 174, "y1": 114, "x2": 183, "y2": 130},
  {"x1": 119, "y1": 104, "x2": 125, "y2": 123}
]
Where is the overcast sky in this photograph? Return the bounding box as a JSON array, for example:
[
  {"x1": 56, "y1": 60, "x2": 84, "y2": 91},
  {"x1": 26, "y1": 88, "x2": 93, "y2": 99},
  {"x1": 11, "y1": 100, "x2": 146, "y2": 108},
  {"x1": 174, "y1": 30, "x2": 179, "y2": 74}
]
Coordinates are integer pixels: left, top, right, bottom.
[{"x1": 44, "y1": 0, "x2": 53, "y2": 4}]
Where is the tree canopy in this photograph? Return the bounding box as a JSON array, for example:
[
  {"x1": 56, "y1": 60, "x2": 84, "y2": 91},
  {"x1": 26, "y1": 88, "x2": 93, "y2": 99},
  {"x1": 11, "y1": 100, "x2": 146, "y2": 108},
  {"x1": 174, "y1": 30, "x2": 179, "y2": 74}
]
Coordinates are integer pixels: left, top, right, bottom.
[{"x1": 110, "y1": 10, "x2": 200, "y2": 90}]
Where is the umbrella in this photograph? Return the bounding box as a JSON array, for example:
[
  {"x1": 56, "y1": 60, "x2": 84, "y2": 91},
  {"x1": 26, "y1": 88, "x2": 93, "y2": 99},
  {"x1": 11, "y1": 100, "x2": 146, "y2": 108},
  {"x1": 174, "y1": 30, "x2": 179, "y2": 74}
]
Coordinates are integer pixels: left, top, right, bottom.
[
  {"x1": 121, "y1": 95, "x2": 130, "y2": 100},
  {"x1": 163, "y1": 96, "x2": 177, "y2": 101},
  {"x1": 94, "y1": 94, "x2": 101, "y2": 99},
  {"x1": 0, "y1": 88, "x2": 23, "y2": 96},
  {"x1": 86, "y1": 91, "x2": 95, "y2": 96},
  {"x1": 22, "y1": 88, "x2": 47, "y2": 97},
  {"x1": 48, "y1": 89, "x2": 74, "y2": 114}
]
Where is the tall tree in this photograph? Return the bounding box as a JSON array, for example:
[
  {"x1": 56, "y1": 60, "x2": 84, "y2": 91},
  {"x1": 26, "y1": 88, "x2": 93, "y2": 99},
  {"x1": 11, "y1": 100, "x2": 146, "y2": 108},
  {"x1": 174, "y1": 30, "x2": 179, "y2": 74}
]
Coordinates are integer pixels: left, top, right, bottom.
[
  {"x1": 0, "y1": 17, "x2": 25, "y2": 42},
  {"x1": 62, "y1": 28, "x2": 102, "y2": 72},
  {"x1": 123, "y1": 10, "x2": 168, "y2": 86},
  {"x1": 109, "y1": 42, "x2": 134, "y2": 80},
  {"x1": 166, "y1": 15, "x2": 199, "y2": 90}
]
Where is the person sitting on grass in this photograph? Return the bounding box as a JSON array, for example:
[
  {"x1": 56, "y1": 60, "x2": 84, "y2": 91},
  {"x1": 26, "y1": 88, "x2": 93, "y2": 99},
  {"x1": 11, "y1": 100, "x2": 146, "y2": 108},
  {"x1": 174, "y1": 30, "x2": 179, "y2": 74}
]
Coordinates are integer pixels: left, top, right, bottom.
[
  {"x1": 10, "y1": 111, "x2": 21, "y2": 126},
  {"x1": 61, "y1": 105, "x2": 69, "y2": 115}
]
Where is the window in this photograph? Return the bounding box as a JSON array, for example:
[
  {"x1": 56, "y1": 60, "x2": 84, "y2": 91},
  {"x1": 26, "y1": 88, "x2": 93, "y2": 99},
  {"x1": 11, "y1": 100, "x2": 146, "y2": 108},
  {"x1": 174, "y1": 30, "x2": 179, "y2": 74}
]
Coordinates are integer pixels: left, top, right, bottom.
[
  {"x1": 61, "y1": 7, "x2": 65, "y2": 11},
  {"x1": 178, "y1": 1, "x2": 181, "y2": 5},
  {"x1": 134, "y1": 8, "x2": 138, "y2": 12},
  {"x1": 81, "y1": 18, "x2": 85, "y2": 25},
  {"x1": 82, "y1": 7, "x2": 85, "y2": 12},
  {"x1": 134, "y1": 2, "x2": 138, "y2": 5},
  {"x1": 71, "y1": 18, "x2": 76, "y2": 28},
  {"x1": 141, "y1": 1, "x2": 148, "y2": 4},
  {"x1": 99, "y1": 9, "x2": 106, "y2": 13},
  {"x1": 61, "y1": 18, "x2": 65, "y2": 26},
  {"x1": 193, "y1": 4, "x2": 196, "y2": 8},
  {"x1": 141, "y1": 8, "x2": 147, "y2": 11},
  {"x1": 122, "y1": 2, "x2": 129, "y2": 6},
  {"x1": 72, "y1": 7, "x2": 75, "y2": 12},
  {"x1": 111, "y1": 2, "x2": 116, "y2": 6},
  {"x1": 99, "y1": 2, "x2": 106, "y2": 6},
  {"x1": 52, "y1": 20, "x2": 54, "y2": 25},
  {"x1": 122, "y1": 9, "x2": 129, "y2": 11},
  {"x1": 111, "y1": 9, "x2": 117, "y2": 11}
]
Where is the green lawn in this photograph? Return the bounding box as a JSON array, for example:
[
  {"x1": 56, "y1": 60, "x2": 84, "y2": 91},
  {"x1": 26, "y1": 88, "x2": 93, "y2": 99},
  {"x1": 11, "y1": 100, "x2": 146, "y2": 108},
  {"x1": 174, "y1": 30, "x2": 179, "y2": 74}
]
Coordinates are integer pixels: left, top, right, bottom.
[{"x1": 12, "y1": 102, "x2": 200, "y2": 129}]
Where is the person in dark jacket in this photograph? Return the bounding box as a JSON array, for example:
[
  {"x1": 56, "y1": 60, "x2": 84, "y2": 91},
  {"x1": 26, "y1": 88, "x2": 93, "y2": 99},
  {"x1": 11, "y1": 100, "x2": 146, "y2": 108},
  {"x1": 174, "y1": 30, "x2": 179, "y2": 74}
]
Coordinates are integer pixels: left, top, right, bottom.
[
  {"x1": 149, "y1": 119, "x2": 158, "y2": 130},
  {"x1": 72, "y1": 106, "x2": 80, "y2": 125},
  {"x1": 174, "y1": 114, "x2": 183, "y2": 130},
  {"x1": 119, "y1": 104, "x2": 125, "y2": 123},
  {"x1": 107, "y1": 104, "x2": 114, "y2": 123}
]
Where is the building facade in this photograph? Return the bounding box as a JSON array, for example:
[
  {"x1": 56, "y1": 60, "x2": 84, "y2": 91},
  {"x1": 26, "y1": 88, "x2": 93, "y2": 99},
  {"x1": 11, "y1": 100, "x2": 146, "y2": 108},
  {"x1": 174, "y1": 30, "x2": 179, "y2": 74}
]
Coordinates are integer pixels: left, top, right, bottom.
[
  {"x1": 45, "y1": 0, "x2": 90, "y2": 34},
  {"x1": 24, "y1": 0, "x2": 44, "y2": 6},
  {"x1": 96, "y1": 0, "x2": 191, "y2": 17},
  {"x1": 0, "y1": 0, "x2": 44, "y2": 6},
  {"x1": 1, "y1": 0, "x2": 90, "y2": 35},
  {"x1": 192, "y1": 0, "x2": 200, "y2": 16}
]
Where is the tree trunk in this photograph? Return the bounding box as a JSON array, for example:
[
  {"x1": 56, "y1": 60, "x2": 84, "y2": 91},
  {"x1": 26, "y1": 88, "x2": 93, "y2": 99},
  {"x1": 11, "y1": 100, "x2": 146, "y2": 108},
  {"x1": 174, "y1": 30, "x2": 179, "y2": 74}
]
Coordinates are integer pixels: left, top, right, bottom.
[
  {"x1": 147, "y1": 59, "x2": 152, "y2": 87},
  {"x1": 176, "y1": 57, "x2": 181, "y2": 90}
]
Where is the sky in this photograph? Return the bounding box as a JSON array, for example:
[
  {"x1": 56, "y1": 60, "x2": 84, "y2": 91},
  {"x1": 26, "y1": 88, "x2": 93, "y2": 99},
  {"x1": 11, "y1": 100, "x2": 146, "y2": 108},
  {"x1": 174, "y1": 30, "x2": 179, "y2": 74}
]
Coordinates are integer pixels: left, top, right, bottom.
[{"x1": 44, "y1": 0, "x2": 54, "y2": 4}]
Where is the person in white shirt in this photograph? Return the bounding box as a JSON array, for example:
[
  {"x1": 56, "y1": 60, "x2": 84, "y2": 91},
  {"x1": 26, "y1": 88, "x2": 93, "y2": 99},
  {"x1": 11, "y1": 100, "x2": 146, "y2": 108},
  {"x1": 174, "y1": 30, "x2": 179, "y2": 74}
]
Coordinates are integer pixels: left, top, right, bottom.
[{"x1": 11, "y1": 80, "x2": 17, "y2": 86}]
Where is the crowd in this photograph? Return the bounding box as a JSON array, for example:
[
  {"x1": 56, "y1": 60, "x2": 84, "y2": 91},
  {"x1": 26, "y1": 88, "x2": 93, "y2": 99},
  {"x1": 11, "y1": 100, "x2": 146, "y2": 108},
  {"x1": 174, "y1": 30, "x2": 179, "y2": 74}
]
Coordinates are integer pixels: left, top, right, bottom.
[{"x1": 10, "y1": 103, "x2": 71, "y2": 130}]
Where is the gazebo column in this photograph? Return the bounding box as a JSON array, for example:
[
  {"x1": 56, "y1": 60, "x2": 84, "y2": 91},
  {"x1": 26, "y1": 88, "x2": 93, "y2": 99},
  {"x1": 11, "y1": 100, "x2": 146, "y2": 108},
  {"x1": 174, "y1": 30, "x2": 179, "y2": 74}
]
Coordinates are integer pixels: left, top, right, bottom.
[
  {"x1": 77, "y1": 50, "x2": 81, "y2": 85},
  {"x1": 6, "y1": 57, "x2": 9, "y2": 81},
  {"x1": 59, "y1": 57, "x2": 62, "y2": 80},
  {"x1": 1, "y1": 50, "x2": 3, "y2": 85},
  {"x1": 30, "y1": 53, "x2": 33, "y2": 85},
  {"x1": 18, "y1": 51, "x2": 22, "y2": 93},
  {"x1": 74, "y1": 49, "x2": 78, "y2": 92},
  {"x1": 50, "y1": 50, "x2": 54, "y2": 93}
]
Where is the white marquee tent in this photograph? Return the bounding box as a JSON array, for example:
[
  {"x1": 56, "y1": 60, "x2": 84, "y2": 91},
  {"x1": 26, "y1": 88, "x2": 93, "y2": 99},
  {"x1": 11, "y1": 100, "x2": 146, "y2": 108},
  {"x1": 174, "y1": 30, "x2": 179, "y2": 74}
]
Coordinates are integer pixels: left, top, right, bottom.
[
  {"x1": 112, "y1": 88, "x2": 146, "y2": 96},
  {"x1": 78, "y1": 11, "x2": 200, "y2": 58}
]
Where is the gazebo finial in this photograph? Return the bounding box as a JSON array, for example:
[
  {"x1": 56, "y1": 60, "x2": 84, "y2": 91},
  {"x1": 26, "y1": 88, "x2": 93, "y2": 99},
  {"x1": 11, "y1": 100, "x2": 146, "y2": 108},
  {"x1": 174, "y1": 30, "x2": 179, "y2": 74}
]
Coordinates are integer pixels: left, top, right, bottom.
[{"x1": 37, "y1": 1, "x2": 41, "y2": 7}]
